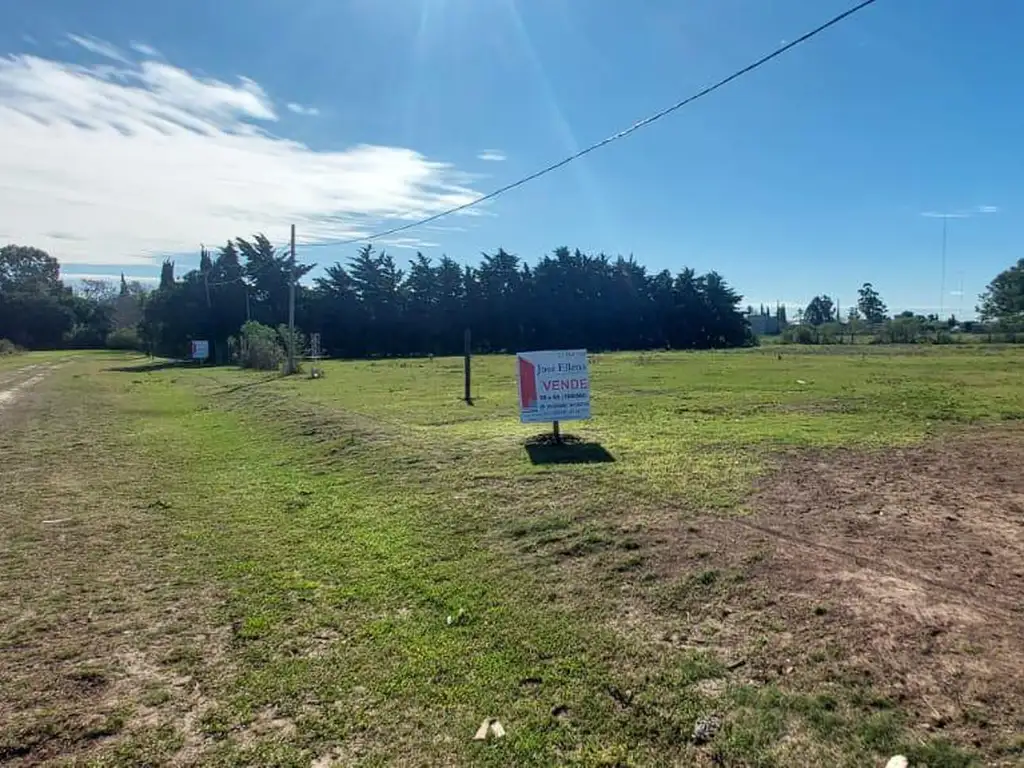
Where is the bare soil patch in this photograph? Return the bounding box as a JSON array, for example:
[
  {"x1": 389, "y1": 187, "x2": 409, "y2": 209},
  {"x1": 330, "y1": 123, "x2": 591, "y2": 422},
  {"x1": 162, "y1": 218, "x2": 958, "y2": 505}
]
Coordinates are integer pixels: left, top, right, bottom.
[
  {"x1": 630, "y1": 427, "x2": 1024, "y2": 760},
  {"x1": 0, "y1": 367, "x2": 225, "y2": 766},
  {"x1": 0, "y1": 365, "x2": 51, "y2": 409}
]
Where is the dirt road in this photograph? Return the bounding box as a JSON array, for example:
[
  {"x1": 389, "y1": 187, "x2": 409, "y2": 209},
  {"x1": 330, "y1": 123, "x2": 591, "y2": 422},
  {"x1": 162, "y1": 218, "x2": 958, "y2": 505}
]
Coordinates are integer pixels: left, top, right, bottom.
[{"x1": 0, "y1": 364, "x2": 57, "y2": 409}]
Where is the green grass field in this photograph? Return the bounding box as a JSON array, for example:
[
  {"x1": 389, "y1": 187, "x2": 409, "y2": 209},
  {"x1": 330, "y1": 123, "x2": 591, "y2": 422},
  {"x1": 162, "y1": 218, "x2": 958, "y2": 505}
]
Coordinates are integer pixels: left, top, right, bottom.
[{"x1": 1, "y1": 347, "x2": 1022, "y2": 766}]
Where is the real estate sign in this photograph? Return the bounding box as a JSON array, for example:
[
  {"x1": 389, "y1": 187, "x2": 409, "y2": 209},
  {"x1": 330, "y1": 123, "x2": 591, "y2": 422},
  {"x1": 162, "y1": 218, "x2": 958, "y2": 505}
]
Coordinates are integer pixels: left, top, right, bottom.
[
  {"x1": 516, "y1": 349, "x2": 590, "y2": 424},
  {"x1": 190, "y1": 340, "x2": 210, "y2": 361}
]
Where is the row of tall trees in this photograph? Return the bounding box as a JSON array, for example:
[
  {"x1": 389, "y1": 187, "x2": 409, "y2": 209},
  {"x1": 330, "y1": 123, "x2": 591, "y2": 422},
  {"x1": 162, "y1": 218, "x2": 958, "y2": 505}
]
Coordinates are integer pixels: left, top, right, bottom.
[
  {"x1": 141, "y1": 238, "x2": 752, "y2": 360},
  {"x1": 0, "y1": 245, "x2": 145, "y2": 349},
  {"x1": 5, "y1": 239, "x2": 1021, "y2": 355}
]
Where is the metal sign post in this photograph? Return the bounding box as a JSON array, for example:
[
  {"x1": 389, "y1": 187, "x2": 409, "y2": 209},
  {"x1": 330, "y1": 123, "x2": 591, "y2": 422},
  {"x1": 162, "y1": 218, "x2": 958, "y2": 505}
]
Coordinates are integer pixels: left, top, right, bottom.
[{"x1": 309, "y1": 332, "x2": 322, "y2": 379}]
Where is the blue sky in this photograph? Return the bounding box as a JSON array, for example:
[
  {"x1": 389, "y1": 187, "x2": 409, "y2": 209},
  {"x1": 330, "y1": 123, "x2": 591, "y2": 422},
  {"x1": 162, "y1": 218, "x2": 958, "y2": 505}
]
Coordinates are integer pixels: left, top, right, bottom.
[{"x1": 1, "y1": 0, "x2": 1020, "y2": 317}]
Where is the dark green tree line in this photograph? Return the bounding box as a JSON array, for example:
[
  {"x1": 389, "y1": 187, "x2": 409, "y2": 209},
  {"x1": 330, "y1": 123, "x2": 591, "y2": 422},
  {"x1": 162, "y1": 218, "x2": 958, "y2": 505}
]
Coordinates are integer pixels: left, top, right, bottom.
[
  {"x1": 140, "y1": 238, "x2": 753, "y2": 359},
  {"x1": 8, "y1": 237, "x2": 1024, "y2": 355}
]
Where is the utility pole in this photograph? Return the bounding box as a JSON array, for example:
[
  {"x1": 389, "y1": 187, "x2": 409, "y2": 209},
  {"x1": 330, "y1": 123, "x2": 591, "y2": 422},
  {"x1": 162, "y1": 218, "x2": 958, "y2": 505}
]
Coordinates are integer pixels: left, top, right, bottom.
[
  {"x1": 463, "y1": 328, "x2": 472, "y2": 404},
  {"x1": 201, "y1": 245, "x2": 211, "y2": 309},
  {"x1": 939, "y1": 215, "x2": 948, "y2": 320},
  {"x1": 287, "y1": 223, "x2": 297, "y2": 374},
  {"x1": 958, "y1": 271, "x2": 965, "y2": 321}
]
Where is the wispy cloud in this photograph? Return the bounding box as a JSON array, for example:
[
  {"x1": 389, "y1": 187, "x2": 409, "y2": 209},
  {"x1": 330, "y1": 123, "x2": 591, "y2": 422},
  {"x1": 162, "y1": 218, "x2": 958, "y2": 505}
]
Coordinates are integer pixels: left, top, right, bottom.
[
  {"x1": 62, "y1": 272, "x2": 159, "y2": 284},
  {"x1": 477, "y1": 149, "x2": 507, "y2": 162},
  {"x1": 424, "y1": 224, "x2": 468, "y2": 233},
  {"x1": 286, "y1": 102, "x2": 320, "y2": 117},
  {"x1": 921, "y1": 204, "x2": 1000, "y2": 219},
  {"x1": 22, "y1": 34, "x2": 38, "y2": 46},
  {"x1": 67, "y1": 34, "x2": 131, "y2": 64},
  {"x1": 378, "y1": 237, "x2": 440, "y2": 250},
  {"x1": 130, "y1": 41, "x2": 161, "y2": 58},
  {"x1": 0, "y1": 44, "x2": 482, "y2": 265}
]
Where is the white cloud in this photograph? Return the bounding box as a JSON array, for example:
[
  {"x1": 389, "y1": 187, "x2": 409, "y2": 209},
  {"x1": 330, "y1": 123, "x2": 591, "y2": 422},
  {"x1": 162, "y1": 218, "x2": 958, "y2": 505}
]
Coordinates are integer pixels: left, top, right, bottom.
[
  {"x1": 0, "y1": 47, "x2": 482, "y2": 265},
  {"x1": 62, "y1": 272, "x2": 159, "y2": 284},
  {"x1": 477, "y1": 149, "x2": 507, "y2": 162},
  {"x1": 920, "y1": 205, "x2": 1000, "y2": 219},
  {"x1": 67, "y1": 34, "x2": 131, "y2": 64},
  {"x1": 22, "y1": 34, "x2": 38, "y2": 46},
  {"x1": 287, "y1": 102, "x2": 320, "y2": 117},
  {"x1": 378, "y1": 237, "x2": 440, "y2": 250},
  {"x1": 130, "y1": 41, "x2": 161, "y2": 58},
  {"x1": 424, "y1": 224, "x2": 468, "y2": 233}
]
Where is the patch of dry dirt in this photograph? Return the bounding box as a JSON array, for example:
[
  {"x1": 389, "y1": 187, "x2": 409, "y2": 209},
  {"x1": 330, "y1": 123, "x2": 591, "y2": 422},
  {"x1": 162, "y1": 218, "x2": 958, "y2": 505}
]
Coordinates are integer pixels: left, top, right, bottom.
[
  {"x1": 0, "y1": 366, "x2": 51, "y2": 410},
  {"x1": 636, "y1": 428, "x2": 1024, "y2": 757},
  {"x1": 0, "y1": 366, "x2": 226, "y2": 767}
]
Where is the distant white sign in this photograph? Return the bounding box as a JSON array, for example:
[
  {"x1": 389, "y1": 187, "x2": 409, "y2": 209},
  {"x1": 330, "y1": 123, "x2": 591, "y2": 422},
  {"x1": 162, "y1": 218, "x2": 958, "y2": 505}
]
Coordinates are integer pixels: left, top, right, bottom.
[
  {"x1": 516, "y1": 349, "x2": 590, "y2": 424},
  {"x1": 190, "y1": 340, "x2": 210, "y2": 361}
]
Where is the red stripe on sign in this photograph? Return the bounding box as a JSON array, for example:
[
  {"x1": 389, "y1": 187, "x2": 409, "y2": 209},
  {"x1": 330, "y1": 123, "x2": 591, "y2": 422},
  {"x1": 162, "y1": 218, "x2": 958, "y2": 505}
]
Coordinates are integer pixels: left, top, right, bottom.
[{"x1": 518, "y1": 357, "x2": 537, "y2": 409}]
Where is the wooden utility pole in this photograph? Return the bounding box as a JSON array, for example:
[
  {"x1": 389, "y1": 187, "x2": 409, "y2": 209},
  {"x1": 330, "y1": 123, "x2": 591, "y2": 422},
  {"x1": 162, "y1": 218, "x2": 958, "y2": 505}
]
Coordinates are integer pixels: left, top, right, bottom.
[
  {"x1": 286, "y1": 224, "x2": 297, "y2": 374},
  {"x1": 463, "y1": 328, "x2": 472, "y2": 403},
  {"x1": 201, "y1": 246, "x2": 211, "y2": 309}
]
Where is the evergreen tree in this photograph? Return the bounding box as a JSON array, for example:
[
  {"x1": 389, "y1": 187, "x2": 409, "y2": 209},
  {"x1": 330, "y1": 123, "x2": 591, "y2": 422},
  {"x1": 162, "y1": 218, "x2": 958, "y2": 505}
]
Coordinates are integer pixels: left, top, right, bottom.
[
  {"x1": 804, "y1": 295, "x2": 836, "y2": 326},
  {"x1": 978, "y1": 258, "x2": 1024, "y2": 327},
  {"x1": 857, "y1": 282, "x2": 888, "y2": 324},
  {"x1": 159, "y1": 260, "x2": 175, "y2": 290}
]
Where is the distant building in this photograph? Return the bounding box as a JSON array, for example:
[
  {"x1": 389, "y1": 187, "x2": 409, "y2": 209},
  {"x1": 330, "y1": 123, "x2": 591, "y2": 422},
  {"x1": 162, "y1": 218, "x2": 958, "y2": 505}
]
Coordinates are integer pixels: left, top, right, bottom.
[{"x1": 747, "y1": 312, "x2": 782, "y2": 336}]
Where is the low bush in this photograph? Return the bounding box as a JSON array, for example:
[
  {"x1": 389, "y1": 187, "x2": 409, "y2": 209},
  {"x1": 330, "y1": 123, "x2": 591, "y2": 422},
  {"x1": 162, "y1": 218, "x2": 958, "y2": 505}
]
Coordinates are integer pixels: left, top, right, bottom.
[
  {"x1": 0, "y1": 338, "x2": 22, "y2": 356},
  {"x1": 106, "y1": 327, "x2": 142, "y2": 350},
  {"x1": 238, "y1": 321, "x2": 285, "y2": 370},
  {"x1": 780, "y1": 325, "x2": 816, "y2": 345}
]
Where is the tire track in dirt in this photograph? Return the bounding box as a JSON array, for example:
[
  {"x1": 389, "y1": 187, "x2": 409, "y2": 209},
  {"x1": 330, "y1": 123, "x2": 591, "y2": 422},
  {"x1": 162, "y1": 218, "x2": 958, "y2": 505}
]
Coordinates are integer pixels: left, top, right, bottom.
[{"x1": 0, "y1": 364, "x2": 58, "y2": 409}]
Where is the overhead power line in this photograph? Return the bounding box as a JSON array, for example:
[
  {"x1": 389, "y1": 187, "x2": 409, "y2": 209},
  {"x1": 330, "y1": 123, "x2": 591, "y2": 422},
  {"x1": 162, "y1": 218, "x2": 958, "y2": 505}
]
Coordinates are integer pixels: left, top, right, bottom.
[{"x1": 299, "y1": 0, "x2": 880, "y2": 250}]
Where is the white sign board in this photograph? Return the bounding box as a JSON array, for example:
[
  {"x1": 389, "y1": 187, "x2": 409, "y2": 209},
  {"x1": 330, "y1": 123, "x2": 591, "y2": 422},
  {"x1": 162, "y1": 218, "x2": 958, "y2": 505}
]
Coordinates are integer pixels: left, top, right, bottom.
[
  {"x1": 516, "y1": 349, "x2": 590, "y2": 424},
  {"x1": 190, "y1": 340, "x2": 210, "y2": 361}
]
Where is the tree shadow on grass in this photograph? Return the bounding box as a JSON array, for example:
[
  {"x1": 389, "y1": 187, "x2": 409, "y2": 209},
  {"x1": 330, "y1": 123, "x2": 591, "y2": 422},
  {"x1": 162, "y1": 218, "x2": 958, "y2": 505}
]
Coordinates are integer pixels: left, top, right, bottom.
[
  {"x1": 524, "y1": 433, "x2": 616, "y2": 466},
  {"x1": 218, "y1": 374, "x2": 283, "y2": 395},
  {"x1": 104, "y1": 359, "x2": 191, "y2": 373}
]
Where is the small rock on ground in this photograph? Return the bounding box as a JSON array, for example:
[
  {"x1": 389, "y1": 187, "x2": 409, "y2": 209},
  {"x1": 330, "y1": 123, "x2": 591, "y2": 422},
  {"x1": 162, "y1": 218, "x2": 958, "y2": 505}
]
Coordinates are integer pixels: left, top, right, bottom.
[{"x1": 691, "y1": 714, "x2": 722, "y2": 745}]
